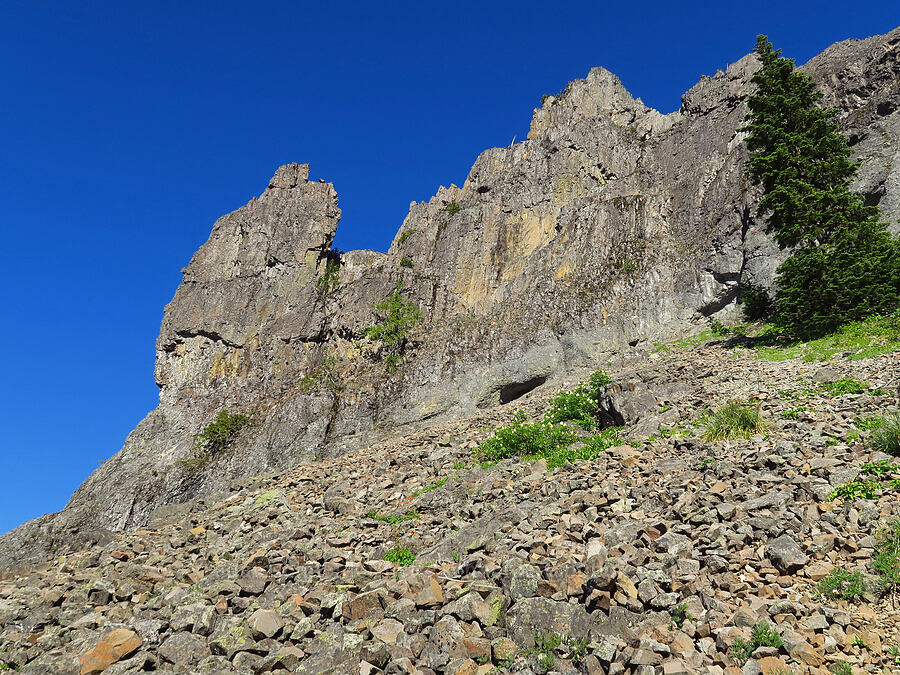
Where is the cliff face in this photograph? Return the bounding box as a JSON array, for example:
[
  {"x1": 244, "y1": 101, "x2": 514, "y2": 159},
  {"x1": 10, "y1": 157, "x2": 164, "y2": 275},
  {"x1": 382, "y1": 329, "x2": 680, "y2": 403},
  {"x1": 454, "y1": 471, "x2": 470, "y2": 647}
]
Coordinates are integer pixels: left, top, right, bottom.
[{"x1": 2, "y1": 27, "x2": 898, "y2": 569}]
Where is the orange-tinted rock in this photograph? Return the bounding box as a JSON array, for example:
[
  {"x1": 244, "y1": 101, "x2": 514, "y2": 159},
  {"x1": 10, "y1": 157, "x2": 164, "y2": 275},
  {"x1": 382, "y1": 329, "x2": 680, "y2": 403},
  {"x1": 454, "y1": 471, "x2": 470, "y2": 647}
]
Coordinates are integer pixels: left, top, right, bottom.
[{"x1": 79, "y1": 628, "x2": 141, "y2": 674}]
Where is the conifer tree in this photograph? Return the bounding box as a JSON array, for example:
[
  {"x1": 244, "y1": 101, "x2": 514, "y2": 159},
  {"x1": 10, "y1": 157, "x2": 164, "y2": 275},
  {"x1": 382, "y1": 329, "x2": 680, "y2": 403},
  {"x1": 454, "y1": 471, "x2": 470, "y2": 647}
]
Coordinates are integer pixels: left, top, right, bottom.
[{"x1": 742, "y1": 35, "x2": 899, "y2": 335}]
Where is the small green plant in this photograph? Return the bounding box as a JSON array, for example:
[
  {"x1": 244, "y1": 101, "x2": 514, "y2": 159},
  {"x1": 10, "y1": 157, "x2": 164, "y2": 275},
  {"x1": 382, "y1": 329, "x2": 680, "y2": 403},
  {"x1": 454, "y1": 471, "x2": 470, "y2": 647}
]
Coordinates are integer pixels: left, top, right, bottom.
[
  {"x1": 730, "y1": 621, "x2": 783, "y2": 664},
  {"x1": 780, "y1": 405, "x2": 808, "y2": 420},
  {"x1": 396, "y1": 228, "x2": 418, "y2": 244},
  {"x1": 829, "y1": 480, "x2": 882, "y2": 502},
  {"x1": 365, "y1": 281, "x2": 424, "y2": 372},
  {"x1": 729, "y1": 638, "x2": 753, "y2": 664},
  {"x1": 887, "y1": 645, "x2": 900, "y2": 664},
  {"x1": 545, "y1": 386, "x2": 600, "y2": 431},
  {"x1": 851, "y1": 635, "x2": 870, "y2": 650},
  {"x1": 413, "y1": 477, "x2": 448, "y2": 496},
  {"x1": 703, "y1": 401, "x2": 766, "y2": 441},
  {"x1": 450, "y1": 552, "x2": 460, "y2": 563},
  {"x1": 870, "y1": 414, "x2": 900, "y2": 456},
  {"x1": 670, "y1": 603, "x2": 694, "y2": 628},
  {"x1": 315, "y1": 253, "x2": 341, "y2": 299},
  {"x1": 384, "y1": 547, "x2": 416, "y2": 566},
  {"x1": 566, "y1": 635, "x2": 589, "y2": 664},
  {"x1": 365, "y1": 509, "x2": 420, "y2": 524},
  {"x1": 442, "y1": 200, "x2": 461, "y2": 215},
  {"x1": 531, "y1": 631, "x2": 562, "y2": 672},
  {"x1": 816, "y1": 569, "x2": 867, "y2": 601},
  {"x1": 192, "y1": 410, "x2": 251, "y2": 456},
  {"x1": 856, "y1": 415, "x2": 885, "y2": 431},
  {"x1": 828, "y1": 662, "x2": 853, "y2": 675},
  {"x1": 298, "y1": 357, "x2": 342, "y2": 395},
  {"x1": 752, "y1": 621, "x2": 783, "y2": 649},
  {"x1": 873, "y1": 519, "x2": 900, "y2": 605},
  {"x1": 400, "y1": 256, "x2": 414, "y2": 268},
  {"x1": 862, "y1": 460, "x2": 897, "y2": 480},
  {"x1": 820, "y1": 377, "x2": 869, "y2": 396}
]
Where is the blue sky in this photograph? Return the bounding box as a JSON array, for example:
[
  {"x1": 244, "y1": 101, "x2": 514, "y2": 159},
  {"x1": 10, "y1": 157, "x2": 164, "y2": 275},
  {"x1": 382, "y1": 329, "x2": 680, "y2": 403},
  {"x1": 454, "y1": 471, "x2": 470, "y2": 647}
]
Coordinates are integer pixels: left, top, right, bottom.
[{"x1": 0, "y1": 1, "x2": 896, "y2": 534}]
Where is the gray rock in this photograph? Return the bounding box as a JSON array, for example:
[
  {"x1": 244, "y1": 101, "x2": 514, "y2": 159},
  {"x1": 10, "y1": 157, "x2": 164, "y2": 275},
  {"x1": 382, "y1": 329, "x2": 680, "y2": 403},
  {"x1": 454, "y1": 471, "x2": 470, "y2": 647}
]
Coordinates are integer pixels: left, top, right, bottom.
[
  {"x1": 510, "y1": 564, "x2": 541, "y2": 601},
  {"x1": 766, "y1": 535, "x2": 809, "y2": 574}
]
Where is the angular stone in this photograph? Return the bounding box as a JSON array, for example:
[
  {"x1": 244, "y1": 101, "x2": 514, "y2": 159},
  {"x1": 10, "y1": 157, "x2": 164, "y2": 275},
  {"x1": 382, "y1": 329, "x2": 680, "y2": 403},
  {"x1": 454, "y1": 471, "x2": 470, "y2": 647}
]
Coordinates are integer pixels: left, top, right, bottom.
[
  {"x1": 766, "y1": 535, "x2": 809, "y2": 574},
  {"x1": 371, "y1": 618, "x2": 404, "y2": 644},
  {"x1": 79, "y1": 629, "x2": 142, "y2": 674},
  {"x1": 248, "y1": 608, "x2": 283, "y2": 639}
]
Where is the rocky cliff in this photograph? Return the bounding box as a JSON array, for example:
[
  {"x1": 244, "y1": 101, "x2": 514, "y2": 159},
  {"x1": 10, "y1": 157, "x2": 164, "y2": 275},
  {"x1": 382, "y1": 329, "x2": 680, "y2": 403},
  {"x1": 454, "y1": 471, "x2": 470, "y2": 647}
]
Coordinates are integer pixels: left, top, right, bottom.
[{"x1": 2, "y1": 27, "x2": 898, "y2": 569}]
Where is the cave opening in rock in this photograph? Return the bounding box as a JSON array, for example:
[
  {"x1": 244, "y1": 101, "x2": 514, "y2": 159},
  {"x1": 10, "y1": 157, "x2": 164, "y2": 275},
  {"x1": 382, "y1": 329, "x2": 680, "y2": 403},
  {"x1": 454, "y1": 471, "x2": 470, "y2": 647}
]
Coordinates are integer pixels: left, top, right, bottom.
[{"x1": 499, "y1": 376, "x2": 547, "y2": 404}]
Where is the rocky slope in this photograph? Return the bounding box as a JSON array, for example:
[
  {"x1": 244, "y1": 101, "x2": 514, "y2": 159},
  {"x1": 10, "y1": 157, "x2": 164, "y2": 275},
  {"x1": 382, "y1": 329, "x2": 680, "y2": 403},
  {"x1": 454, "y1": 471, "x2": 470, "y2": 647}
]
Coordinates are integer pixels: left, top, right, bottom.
[
  {"x1": 1, "y1": 337, "x2": 898, "y2": 674},
  {"x1": 1, "y1": 27, "x2": 898, "y2": 571}
]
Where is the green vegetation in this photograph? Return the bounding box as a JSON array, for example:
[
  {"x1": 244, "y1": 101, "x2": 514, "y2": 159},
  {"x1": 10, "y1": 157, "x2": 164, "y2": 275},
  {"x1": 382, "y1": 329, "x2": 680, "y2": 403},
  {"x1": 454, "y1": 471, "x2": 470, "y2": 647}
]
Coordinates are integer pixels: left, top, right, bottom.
[
  {"x1": 399, "y1": 256, "x2": 414, "y2": 268},
  {"x1": 544, "y1": 369, "x2": 611, "y2": 431},
  {"x1": 830, "y1": 479, "x2": 882, "y2": 502},
  {"x1": 652, "y1": 329, "x2": 716, "y2": 354},
  {"x1": 743, "y1": 35, "x2": 900, "y2": 336},
  {"x1": 670, "y1": 603, "x2": 695, "y2": 628},
  {"x1": 870, "y1": 414, "x2": 900, "y2": 456},
  {"x1": 739, "y1": 281, "x2": 773, "y2": 322},
  {"x1": 703, "y1": 401, "x2": 766, "y2": 441},
  {"x1": 779, "y1": 405, "x2": 807, "y2": 420},
  {"x1": 830, "y1": 462, "x2": 899, "y2": 502},
  {"x1": 816, "y1": 568, "x2": 867, "y2": 601},
  {"x1": 441, "y1": 200, "x2": 461, "y2": 215},
  {"x1": 365, "y1": 509, "x2": 420, "y2": 524},
  {"x1": 730, "y1": 621, "x2": 783, "y2": 664},
  {"x1": 828, "y1": 663, "x2": 853, "y2": 675},
  {"x1": 851, "y1": 635, "x2": 870, "y2": 650},
  {"x1": 855, "y1": 415, "x2": 886, "y2": 431},
  {"x1": 364, "y1": 281, "x2": 424, "y2": 372},
  {"x1": 751, "y1": 311, "x2": 900, "y2": 362},
  {"x1": 191, "y1": 410, "x2": 251, "y2": 457},
  {"x1": 413, "y1": 477, "x2": 448, "y2": 496},
  {"x1": 874, "y1": 520, "x2": 900, "y2": 603},
  {"x1": 475, "y1": 369, "x2": 621, "y2": 469},
  {"x1": 315, "y1": 253, "x2": 341, "y2": 299},
  {"x1": 710, "y1": 320, "x2": 747, "y2": 338},
  {"x1": 298, "y1": 357, "x2": 342, "y2": 395},
  {"x1": 384, "y1": 547, "x2": 416, "y2": 566},
  {"x1": 819, "y1": 377, "x2": 868, "y2": 396},
  {"x1": 396, "y1": 228, "x2": 418, "y2": 244}
]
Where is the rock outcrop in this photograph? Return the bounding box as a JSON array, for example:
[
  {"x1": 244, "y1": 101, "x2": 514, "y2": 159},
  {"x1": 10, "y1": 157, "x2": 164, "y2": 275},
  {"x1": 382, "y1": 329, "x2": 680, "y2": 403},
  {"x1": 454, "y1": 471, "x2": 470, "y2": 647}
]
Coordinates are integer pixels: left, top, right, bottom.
[{"x1": 1, "y1": 26, "x2": 898, "y2": 569}]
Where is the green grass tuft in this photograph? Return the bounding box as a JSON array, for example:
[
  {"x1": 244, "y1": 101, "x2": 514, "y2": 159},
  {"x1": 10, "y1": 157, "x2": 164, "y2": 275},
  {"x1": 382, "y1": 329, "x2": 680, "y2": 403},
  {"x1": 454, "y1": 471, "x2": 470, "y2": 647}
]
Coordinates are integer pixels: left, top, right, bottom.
[
  {"x1": 870, "y1": 414, "x2": 900, "y2": 456},
  {"x1": 703, "y1": 402, "x2": 766, "y2": 441}
]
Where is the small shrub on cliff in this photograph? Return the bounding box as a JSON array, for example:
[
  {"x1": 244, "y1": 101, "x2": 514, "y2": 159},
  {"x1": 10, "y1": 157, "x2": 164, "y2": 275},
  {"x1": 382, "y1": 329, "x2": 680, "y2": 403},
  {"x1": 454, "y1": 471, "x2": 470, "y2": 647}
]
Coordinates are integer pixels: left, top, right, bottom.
[
  {"x1": 192, "y1": 410, "x2": 251, "y2": 456},
  {"x1": 441, "y1": 200, "x2": 461, "y2": 215},
  {"x1": 365, "y1": 281, "x2": 423, "y2": 372},
  {"x1": 315, "y1": 250, "x2": 342, "y2": 300},
  {"x1": 703, "y1": 401, "x2": 765, "y2": 441}
]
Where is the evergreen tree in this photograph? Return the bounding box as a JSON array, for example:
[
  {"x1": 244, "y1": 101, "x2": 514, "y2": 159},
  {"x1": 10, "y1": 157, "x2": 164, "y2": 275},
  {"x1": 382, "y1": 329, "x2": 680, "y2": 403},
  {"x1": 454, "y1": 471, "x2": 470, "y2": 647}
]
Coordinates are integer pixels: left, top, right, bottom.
[{"x1": 743, "y1": 35, "x2": 899, "y2": 334}]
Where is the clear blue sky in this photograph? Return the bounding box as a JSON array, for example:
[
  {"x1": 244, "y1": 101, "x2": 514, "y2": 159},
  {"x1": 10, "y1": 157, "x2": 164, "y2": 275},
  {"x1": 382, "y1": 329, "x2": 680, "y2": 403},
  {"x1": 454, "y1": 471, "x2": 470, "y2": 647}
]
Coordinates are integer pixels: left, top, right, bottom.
[{"x1": 1, "y1": 1, "x2": 896, "y2": 534}]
